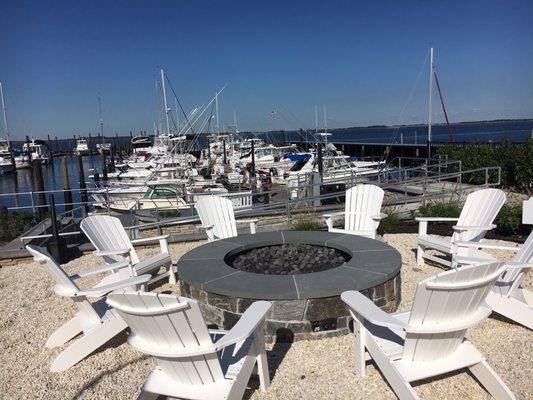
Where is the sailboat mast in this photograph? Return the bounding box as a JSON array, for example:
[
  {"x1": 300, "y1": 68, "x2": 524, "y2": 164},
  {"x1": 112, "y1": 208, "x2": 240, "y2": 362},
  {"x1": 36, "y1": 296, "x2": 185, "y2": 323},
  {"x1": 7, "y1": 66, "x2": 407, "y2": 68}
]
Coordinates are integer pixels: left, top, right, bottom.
[
  {"x1": 0, "y1": 82, "x2": 10, "y2": 148},
  {"x1": 428, "y1": 47, "x2": 434, "y2": 143},
  {"x1": 97, "y1": 93, "x2": 104, "y2": 138},
  {"x1": 175, "y1": 97, "x2": 179, "y2": 133},
  {"x1": 215, "y1": 92, "x2": 220, "y2": 136},
  {"x1": 160, "y1": 68, "x2": 171, "y2": 135},
  {"x1": 323, "y1": 104, "x2": 328, "y2": 147},
  {"x1": 233, "y1": 109, "x2": 238, "y2": 133},
  {"x1": 315, "y1": 105, "x2": 318, "y2": 133}
]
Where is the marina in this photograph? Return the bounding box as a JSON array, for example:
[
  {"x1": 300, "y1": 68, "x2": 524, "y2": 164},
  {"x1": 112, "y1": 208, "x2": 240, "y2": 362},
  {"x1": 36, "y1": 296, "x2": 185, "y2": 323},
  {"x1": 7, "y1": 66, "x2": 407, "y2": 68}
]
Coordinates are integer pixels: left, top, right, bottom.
[{"x1": 0, "y1": 2, "x2": 531, "y2": 400}]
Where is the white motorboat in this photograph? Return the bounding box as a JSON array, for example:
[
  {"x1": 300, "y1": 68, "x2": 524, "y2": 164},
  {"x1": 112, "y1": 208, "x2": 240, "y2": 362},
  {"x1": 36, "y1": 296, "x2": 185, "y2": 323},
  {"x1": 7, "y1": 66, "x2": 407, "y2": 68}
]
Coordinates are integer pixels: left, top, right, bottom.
[
  {"x1": 23, "y1": 138, "x2": 51, "y2": 165},
  {"x1": 13, "y1": 150, "x2": 31, "y2": 169},
  {"x1": 75, "y1": 138, "x2": 91, "y2": 155},
  {"x1": 96, "y1": 142, "x2": 112, "y2": 151},
  {"x1": 131, "y1": 135, "x2": 152, "y2": 153},
  {"x1": 0, "y1": 139, "x2": 14, "y2": 173}
]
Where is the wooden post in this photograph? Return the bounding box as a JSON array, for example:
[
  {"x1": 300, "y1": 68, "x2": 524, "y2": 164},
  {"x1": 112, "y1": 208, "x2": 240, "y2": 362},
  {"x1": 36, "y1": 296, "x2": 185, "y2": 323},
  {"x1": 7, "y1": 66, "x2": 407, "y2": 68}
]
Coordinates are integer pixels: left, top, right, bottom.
[
  {"x1": 47, "y1": 194, "x2": 67, "y2": 263},
  {"x1": 76, "y1": 154, "x2": 89, "y2": 216},
  {"x1": 223, "y1": 139, "x2": 227, "y2": 164},
  {"x1": 32, "y1": 161, "x2": 46, "y2": 219},
  {"x1": 207, "y1": 137, "x2": 211, "y2": 158},
  {"x1": 61, "y1": 156, "x2": 73, "y2": 212},
  {"x1": 99, "y1": 147, "x2": 108, "y2": 181},
  {"x1": 317, "y1": 142, "x2": 324, "y2": 181},
  {"x1": 250, "y1": 139, "x2": 255, "y2": 173},
  {"x1": 55, "y1": 136, "x2": 59, "y2": 153},
  {"x1": 109, "y1": 144, "x2": 115, "y2": 172}
]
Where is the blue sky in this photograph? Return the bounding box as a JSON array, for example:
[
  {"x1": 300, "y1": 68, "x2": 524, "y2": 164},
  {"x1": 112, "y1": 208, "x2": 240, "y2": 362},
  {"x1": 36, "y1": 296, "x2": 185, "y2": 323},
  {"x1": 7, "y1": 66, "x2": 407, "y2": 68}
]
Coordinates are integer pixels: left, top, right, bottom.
[{"x1": 1, "y1": 0, "x2": 532, "y2": 139}]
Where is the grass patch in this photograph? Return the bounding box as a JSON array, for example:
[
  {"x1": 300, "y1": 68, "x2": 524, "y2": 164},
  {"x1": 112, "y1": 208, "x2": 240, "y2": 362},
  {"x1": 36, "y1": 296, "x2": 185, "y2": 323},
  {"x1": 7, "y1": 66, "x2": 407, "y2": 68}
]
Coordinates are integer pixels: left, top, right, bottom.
[
  {"x1": 495, "y1": 204, "x2": 525, "y2": 236},
  {"x1": 293, "y1": 217, "x2": 321, "y2": 231},
  {"x1": 378, "y1": 208, "x2": 402, "y2": 233},
  {"x1": 416, "y1": 200, "x2": 461, "y2": 220}
]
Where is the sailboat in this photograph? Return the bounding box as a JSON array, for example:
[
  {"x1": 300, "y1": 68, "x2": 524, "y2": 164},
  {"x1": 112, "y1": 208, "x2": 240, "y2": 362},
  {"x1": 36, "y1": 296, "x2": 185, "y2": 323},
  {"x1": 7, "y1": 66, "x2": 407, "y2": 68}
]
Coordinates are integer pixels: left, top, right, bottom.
[{"x1": 0, "y1": 82, "x2": 15, "y2": 173}]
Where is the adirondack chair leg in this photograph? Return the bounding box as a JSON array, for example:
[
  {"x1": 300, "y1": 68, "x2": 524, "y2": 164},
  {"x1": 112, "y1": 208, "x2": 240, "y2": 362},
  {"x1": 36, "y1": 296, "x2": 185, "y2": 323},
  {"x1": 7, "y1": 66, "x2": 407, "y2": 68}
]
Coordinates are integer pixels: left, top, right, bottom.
[
  {"x1": 416, "y1": 244, "x2": 425, "y2": 266},
  {"x1": 486, "y1": 292, "x2": 533, "y2": 330},
  {"x1": 50, "y1": 317, "x2": 127, "y2": 372},
  {"x1": 253, "y1": 324, "x2": 270, "y2": 391},
  {"x1": 417, "y1": 221, "x2": 427, "y2": 266},
  {"x1": 326, "y1": 217, "x2": 334, "y2": 232},
  {"x1": 205, "y1": 226, "x2": 215, "y2": 242},
  {"x1": 352, "y1": 315, "x2": 366, "y2": 376},
  {"x1": 469, "y1": 360, "x2": 516, "y2": 400},
  {"x1": 46, "y1": 316, "x2": 83, "y2": 348},
  {"x1": 249, "y1": 221, "x2": 257, "y2": 235},
  {"x1": 168, "y1": 264, "x2": 177, "y2": 285}
]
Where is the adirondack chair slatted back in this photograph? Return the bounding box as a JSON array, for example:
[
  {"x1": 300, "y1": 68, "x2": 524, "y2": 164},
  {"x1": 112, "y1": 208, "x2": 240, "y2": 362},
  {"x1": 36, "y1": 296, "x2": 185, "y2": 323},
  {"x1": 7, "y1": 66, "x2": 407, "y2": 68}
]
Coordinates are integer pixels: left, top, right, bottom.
[
  {"x1": 344, "y1": 185, "x2": 385, "y2": 233},
  {"x1": 501, "y1": 231, "x2": 533, "y2": 284},
  {"x1": 454, "y1": 189, "x2": 506, "y2": 243},
  {"x1": 26, "y1": 245, "x2": 102, "y2": 326},
  {"x1": 404, "y1": 261, "x2": 505, "y2": 362},
  {"x1": 195, "y1": 195, "x2": 237, "y2": 240},
  {"x1": 81, "y1": 215, "x2": 140, "y2": 264},
  {"x1": 107, "y1": 291, "x2": 225, "y2": 385}
]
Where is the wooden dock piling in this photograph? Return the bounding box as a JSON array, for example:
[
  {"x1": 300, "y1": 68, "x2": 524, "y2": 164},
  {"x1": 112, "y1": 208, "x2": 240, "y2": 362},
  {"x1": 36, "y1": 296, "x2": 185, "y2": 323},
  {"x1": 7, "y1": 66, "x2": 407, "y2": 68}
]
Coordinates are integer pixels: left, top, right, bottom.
[{"x1": 61, "y1": 156, "x2": 73, "y2": 212}]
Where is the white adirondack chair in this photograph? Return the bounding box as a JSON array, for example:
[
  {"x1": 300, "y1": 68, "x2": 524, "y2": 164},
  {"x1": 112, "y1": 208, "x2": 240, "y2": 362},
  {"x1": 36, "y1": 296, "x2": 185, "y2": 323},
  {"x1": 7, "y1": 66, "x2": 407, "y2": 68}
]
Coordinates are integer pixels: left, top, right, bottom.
[
  {"x1": 107, "y1": 291, "x2": 272, "y2": 400},
  {"x1": 81, "y1": 215, "x2": 175, "y2": 286},
  {"x1": 195, "y1": 195, "x2": 258, "y2": 242},
  {"x1": 323, "y1": 184, "x2": 387, "y2": 239},
  {"x1": 26, "y1": 245, "x2": 151, "y2": 372},
  {"x1": 416, "y1": 188, "x2": 506, "y2": 267},
  {"x1": 342, "y1": 261, "x2": 515, "y2": 400},
  {"x1": 454, "y1": 230, "x2": 533, "y2": 330}
]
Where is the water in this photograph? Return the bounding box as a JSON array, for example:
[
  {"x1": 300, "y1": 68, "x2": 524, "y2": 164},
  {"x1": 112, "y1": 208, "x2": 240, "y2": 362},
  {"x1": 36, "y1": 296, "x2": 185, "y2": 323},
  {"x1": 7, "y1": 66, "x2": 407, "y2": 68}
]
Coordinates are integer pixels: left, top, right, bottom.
[
  {"x1": 1, "y1": 119, "x2": 531, "y2": 213},
  {"x1": 0, "y1": 155, "x2": 101, "y2": 213}
]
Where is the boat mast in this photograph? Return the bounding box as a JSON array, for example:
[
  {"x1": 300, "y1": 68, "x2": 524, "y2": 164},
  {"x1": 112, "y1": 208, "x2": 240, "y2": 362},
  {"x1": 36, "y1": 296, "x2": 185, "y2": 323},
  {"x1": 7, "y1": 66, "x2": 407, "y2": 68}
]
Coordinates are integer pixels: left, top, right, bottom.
[
  {"x1": 160, "y1": 68, "x2": 171, "y2": 135},
  {"x1": 175, "y1": 97, "x2": 179, "y2": 133},
  {"x1": 215, "y1": 92, "x2": 220, "y2": 136},
  {"x1": 0, "y1": 82, "x2": 10, "y2": 148},
  {"x1": 323, "y1": 104, "x2": 329, "y2": 148},
  {"x1": 233, "y1": 109, "x2": 238, "y2": 133},
  {"x1": 428, "y1": 47, "x2": 434, "y2": 143},
  {"x1": 97, "y1": 93, "x2": 104, "y2": 138}
]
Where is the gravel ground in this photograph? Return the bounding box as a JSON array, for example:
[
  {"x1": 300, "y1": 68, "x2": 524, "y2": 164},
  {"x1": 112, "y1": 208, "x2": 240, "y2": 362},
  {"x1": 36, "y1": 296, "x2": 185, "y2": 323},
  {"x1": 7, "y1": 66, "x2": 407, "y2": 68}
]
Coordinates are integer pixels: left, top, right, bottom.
[{"x1": 0, "y1": 234, "x2": 531, "y2": 399}]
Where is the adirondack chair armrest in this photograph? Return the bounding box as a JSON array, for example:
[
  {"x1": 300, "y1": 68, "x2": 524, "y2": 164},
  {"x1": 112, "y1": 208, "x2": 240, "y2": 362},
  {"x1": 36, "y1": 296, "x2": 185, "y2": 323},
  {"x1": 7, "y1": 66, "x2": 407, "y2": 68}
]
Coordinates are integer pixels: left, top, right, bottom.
[
  {"x1": 94, "y1": 248, "x2": 132, "y2": 257},
  {"x1": 452, "y1": 255, "x2": 491, "y2": 266},
  {"x1": 341, "y1": 291, "x2": 407, "y2": 331},
  {"x1": 200, "y1": 225, "x2": 214, "y2": 242},
  {"x1": 130, "y1": 235, "x2": 169, "y2": 246},
  {"x1": 75, "y1": 274, "x2": 152, "y2": 298},
  {"x1": 322, "y1": 211, "x2": 345, "y2": 219},
  {"x1": 73, "y1": 260, "x2": 131, "y2": 279},
  {"x1": 505, "y1": 262, "x2": 533, "y2": 270},
  {"x1": 454, "y1": 241, "x2": 520, "y2": 252},
  {"x1": 452, "y1": 224, "x2": 496, "y2": 232},
  {"x1": 213, "y1": 301, "x2": 272, "y2": 351},
  {"x1": 131, "y1": 235, "x2": 169, "y2": 253},
  {"x1": 415, "y1": 217, "x2": 459, "y2": 222},
  {"x1": 236, "y1": 219, "x2": 259, "y2": 234},
  {"x1": 371, "y1": 213, "x2": 388, "y2": 220}
]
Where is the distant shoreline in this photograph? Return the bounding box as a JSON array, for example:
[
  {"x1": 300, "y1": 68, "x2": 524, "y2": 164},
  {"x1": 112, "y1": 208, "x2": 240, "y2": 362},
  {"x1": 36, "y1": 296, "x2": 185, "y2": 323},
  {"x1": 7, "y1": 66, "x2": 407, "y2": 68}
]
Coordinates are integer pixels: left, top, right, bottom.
[{"x1": 329, "y1": 118, "x2": 533, "y2": 132}]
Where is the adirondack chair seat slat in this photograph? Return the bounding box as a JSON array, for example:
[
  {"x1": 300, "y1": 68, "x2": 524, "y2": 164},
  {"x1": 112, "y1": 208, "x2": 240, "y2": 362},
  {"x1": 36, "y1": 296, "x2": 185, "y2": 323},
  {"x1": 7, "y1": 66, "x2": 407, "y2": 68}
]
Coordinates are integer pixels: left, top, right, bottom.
[
  {"x1": 418, "y1": 235, "x2": 452, "y2": 252},
  {"x1": 134, "y1": 253, "x2": 172, "y2": 276}
]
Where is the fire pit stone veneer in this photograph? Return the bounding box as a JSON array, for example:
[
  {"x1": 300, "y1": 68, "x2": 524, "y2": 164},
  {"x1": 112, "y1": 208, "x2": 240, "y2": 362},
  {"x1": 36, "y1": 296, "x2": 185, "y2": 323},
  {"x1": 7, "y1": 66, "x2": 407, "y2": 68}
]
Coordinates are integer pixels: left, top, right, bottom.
[{"x1": 177, "y1": 231, "x2": 401, "y2": 342}]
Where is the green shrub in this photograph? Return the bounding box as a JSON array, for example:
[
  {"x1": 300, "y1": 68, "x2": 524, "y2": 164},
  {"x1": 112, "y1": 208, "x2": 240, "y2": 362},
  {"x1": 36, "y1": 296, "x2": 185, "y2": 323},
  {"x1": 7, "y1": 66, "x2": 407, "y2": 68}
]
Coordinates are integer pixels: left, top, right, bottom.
[
  {"x1": 158, "y1": 210, "x2": 181, "y2": 219},
  {"x1": 496, "y1": 204, "x2": 524, "y2": 236},
  {"x1": 0, "y1": 210, "x2": 36, "y2": 243},
  {"x1": 417, "y1": 200, "x2": 461, "y2": 220},
  {"x1": 293, "y1": 218, "x2": 321, "y2": 231},
  {"x1": 378, "y1": 208, "x2": 401, "y2": 233},
  {"x1": 436, "y1": 139, "x2": 532, "y2": 194}
]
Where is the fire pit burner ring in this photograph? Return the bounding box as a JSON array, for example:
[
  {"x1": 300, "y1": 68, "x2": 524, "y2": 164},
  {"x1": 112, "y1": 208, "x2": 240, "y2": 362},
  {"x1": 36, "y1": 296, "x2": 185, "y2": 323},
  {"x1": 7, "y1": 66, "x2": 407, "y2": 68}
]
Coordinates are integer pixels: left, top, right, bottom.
[{"x1": 228, "y1": 244, "x2": 350, "y2": 275}]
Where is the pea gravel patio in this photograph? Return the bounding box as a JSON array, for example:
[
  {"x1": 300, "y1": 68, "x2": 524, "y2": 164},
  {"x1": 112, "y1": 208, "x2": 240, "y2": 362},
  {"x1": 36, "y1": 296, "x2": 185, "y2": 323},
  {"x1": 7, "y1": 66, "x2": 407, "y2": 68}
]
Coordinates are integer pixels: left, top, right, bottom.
[{"x1": 0, "y1": 234, "x2": 531, "y2": 399}]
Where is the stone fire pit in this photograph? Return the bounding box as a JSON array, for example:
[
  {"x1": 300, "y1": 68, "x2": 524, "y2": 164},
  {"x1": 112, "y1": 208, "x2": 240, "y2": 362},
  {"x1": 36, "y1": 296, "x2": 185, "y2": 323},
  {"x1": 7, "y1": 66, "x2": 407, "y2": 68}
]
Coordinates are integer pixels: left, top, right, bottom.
[{"x1": 177, "y1": 231, "x2": 401, "y2": 342}]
